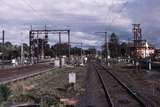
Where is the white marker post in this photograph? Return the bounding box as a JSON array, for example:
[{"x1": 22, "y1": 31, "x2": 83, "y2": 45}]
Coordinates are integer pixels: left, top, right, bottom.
[
  {"x1": 107, "y1": 55, "x2": 110, "y2": 67},
  {"x1": 69, "y1": 72, "x2": 76, "y2": 84},
  {"x1": 12, "y1": 59, "x2": 16, "y2": 67},
  {"x1": 136, "y1": 61, "x2": 139, "y2": 72},
  {"x1": 149, "y1": 58, "x2": 151, "y2": 71},
  {"x1": 69, "y1": 72, "x2": 76, "y2": 90}
]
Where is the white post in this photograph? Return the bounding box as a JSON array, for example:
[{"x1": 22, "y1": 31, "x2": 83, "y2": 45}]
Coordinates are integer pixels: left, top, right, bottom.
[
  {"x1": 41, "y1": 38, "x2": 44, "y2": 60},
  {"x1": 21, "y1": 43, "x2": 24, "y2": 65},
  {"x1": 149, "y1": 58, "x2": 151, "y2": 71},
  {"x1": 20, "y1": 32, "x2": 24, "y2": 65},
  {"x1": 106, "y1": 34, "x2": 110, "y2": 67}
]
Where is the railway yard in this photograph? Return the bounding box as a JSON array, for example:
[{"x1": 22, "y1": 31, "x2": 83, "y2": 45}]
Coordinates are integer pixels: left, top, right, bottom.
[
  {"x1": 0, "y1": 0, "x2": 159, "y2": 107},
  {"x1": 0, "y1": 62, "x2": 87, "y2": 107},
  {"x1": 79, "y1": 60, "x2": 160, "y2": 107},
  {"x1": 0, "y1": 59, "x2": 158, "y2": 107}
]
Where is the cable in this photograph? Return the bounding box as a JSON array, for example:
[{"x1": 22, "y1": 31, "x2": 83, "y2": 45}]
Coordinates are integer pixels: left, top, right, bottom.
[
  {"x1": 0, "y1": 0, "x2": 49, "y2": 24},
  {"x1": 110, "y1": 1, "x2": 129, "y2": 26},
  {"x1": 105, "y1": 0, "x2": 129, "y2": 30},
  {"x1": 20, "y1": 0, "x2": 49, "y2": 24}
]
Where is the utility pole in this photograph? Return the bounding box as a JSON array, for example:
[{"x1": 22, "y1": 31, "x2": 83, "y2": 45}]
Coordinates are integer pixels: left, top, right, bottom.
[
  {"x1": 70, "y1": 42, "x2": 83, "y2": 65},
  {"x1": 81, "y1": 42, "x2": 83, "y2": 65},
  {"x1": 68, "y1": 30, "x2": 71, "y2": 64},
  {"x1": 105, "y1": 32, "x2": 107, "y2": 62},
  {"x1": 20, "y1": 32, "x2": 24, "y2": 65},
  {"x1": 41, "y1": 38, "x2": 44, "y2": 59},
  {"x1": 21, "y1": 43, "x2": 24, "y2": 65},
  {"x1": 36, "y1": 32, "x2": 39, "y2": 63},
  {"x1": 41, "y1": 26, "x2": 46, "y2": 60},
  {"x1": 2, "y1": 30, "x2": 5, "y2": 68},
  {"x1": 41, "y1": 25, "x2": 47, "y2": 60},
  {"x1": 29, "y1": 26, "x2": 32, "y2": 64},
  {"x1": 81, "y1": 42, "x2": 83, "y2": 58},
  {"x1": 59, "y1": 32, "x2": 62, "y2": 68},
  {"x1": 96, "y1": 32, "x2": 110, "y2": 66}
]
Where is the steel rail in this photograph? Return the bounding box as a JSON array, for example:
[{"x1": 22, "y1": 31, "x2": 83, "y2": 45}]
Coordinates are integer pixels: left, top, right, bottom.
[
  {"x1": 0, "y1": 67, "x2": 56, "y2": 85},
  {"x1": 96, "y1": 62, "x2": 149, "y2": 107},
  {"x1": 94, "y1": 63, "x2": 115, "y2": 107}
]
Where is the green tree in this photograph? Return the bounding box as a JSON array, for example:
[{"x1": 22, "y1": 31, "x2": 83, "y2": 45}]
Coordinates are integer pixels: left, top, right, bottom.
[
  {"x1": 3, "y1": 42, "x2": 14, "y2": 59},
  {"x1": 5, "y1": 42, "x2": 12, "y2": 49},
  {"x1": 109, "y1": 33, "x2": 120, "y2": 58},
  {"x1": 120, "y1": 42, "x2": 128, "y2": 57},
  {"x1": 23, "y1": 43, "x2": 30, "y2": 57},
  {"x1": 88, "y1": 48, "x2": 96, "y2": 55},
  {"x1": 45, "y1": 44, "x2": 54, "y2": 57},
  {"x1": 51, "y1": 43, "x2": 69, "y2": 57},
  {"x1": 71, "y1": 47, "x2": 81, "y2": 56}
]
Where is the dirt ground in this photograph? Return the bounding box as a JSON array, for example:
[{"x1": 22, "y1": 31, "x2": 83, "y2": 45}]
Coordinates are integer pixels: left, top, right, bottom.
[
  {"x1": 8, "y1": 66, "x2": 87, "y2": 106},
  {"x1": 110, "y1": 63, "x2": 160, "y2": 107}
]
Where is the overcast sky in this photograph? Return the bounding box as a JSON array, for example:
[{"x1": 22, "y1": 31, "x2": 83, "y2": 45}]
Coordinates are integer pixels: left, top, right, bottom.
[{"x1": 0, "y1": 0, "x2": 160, "y2": 48}]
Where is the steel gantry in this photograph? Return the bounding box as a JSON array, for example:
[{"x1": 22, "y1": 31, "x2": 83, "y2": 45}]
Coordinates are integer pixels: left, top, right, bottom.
[{"x1": 29, "y1": 27, "x2": 71, "y2": 66}]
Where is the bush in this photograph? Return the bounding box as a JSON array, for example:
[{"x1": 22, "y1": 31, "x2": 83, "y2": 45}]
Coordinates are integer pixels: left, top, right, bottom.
[{"x1": 0, "y1": 84, "x2": 12, "y2": 102}]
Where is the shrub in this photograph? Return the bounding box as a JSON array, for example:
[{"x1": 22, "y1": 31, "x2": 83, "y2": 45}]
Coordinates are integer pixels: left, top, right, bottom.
[{"x1": 0, "y1": 84, "x2": 12, "y2": 102}]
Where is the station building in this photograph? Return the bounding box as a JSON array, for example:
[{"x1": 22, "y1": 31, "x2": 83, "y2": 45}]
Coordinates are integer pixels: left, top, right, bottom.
[{"x1": 128, "y1": 42, "x2": 155, "y2": 58}]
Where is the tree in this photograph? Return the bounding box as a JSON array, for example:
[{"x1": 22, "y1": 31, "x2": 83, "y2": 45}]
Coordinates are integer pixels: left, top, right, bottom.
[
  {"x1": 51, "y1": 43, "x2": 69, "y2": 57},
  {"x1": 45, "y1": 44, "x2": 54, "y2": 57},
  {"x1": 5, "y1": 42, "x2": 12, "y2": 49},
  {"x1": 3, "y1": 42, "x2": 14, "y2": 59},
  {"x1": 23, "y1": 43, "x2": 30, "y2": 57},
  {"x1": 120, "y1": 42, "x2": 128, "y2": 57},
  {"x1": 71, "y1": 47, "x2": 82, "y2": 56},
  {"x1": 0, "y1": 42, "x2": 22, "y2": 59},
  {"x1": 88, "y1": 48, "x2": 96, "y2": 55},
  {"x1": 109, "y1": 33, "x2": 120, "y2": 58}
]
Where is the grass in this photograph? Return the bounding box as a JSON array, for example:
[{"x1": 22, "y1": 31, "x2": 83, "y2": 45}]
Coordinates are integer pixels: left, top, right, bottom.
[{"x1": 8, "y1": 66, "x2": 87, "y2": 106}]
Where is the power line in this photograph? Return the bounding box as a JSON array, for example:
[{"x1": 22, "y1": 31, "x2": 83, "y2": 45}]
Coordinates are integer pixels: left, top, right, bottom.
[
  {"x1": 20, "y1": 0, "x2": 49, "y2": 24},
  {"x1": 0, "y1": 0, "x2": 49, "y2": 24},
  {"x1": 110, "y1": 1, "x2": 129, "y2": 25},
  {"x1": 105, "y1": 0, "x2": 129, "y2": 31}
]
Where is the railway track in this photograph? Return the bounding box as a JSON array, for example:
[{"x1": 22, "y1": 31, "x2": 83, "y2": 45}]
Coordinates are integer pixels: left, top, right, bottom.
[
  {"x1": 0, "y1": 63, "x2": 55, "y2": 84},
  {"x1": 93, "y1": 62, "x2": 153, "y2": 107}
]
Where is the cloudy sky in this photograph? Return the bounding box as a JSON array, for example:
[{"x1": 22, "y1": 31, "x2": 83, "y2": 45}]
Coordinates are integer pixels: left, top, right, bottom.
[{"x1": 0, "y1": 0, "x2": 160, "y2": 48}]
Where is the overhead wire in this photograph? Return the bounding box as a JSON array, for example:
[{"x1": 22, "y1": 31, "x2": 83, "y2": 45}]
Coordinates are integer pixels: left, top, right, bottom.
[
  {"x1": 20, "y1": 0, "x2": 50, "y2": 24},
  {"x1": 110, "y1": 1, "x2": 129, "y2": 27},
  {"x1": 0, "y1": 0, "x2": 50, "y2": 25},
  {"x1": 105, "y1": 0, "x2": 129, "y2": 32},
  {"x1": 102, "y1": 0, "x2": 129, "y2": 56}
]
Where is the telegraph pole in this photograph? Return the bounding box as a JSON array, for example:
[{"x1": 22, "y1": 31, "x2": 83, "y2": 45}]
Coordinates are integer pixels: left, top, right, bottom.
[
  {"x1": 68, "y1": 30, "x2": 71, "y2": 64},
  {"x1": 81, "y1": 42, "x2": 83, "y2": 58},
  {"x1": 41, "y1": 38, "x2": 44, "y2": 59},
  {"x1": 104, "y1": 32, "x2": 107, "y2": 62},
  {"x1": 81, "y1": 42, "x2": 83, "y2": 65},
  {"x1": 59, "y1": 32, "x2": 62, "y2": 68},
  {"x1": 20, "y1": 32, "x2": 24, "y2": 65},
  {"x1": 96, "y1": 32, "x2": 110, "y2": 66},
  {"x1": 41, "y1": 25, "x2": 47, "y2": 60},
  {"x1": 36, "y1": 32, "x2": 39, "y2": 63},
  {"x1": 2, "y1": 30, "x2": 5, "y2": 68},
  {"x1": 21, "y1": 43, "x2": 24, "y2": 64}
]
